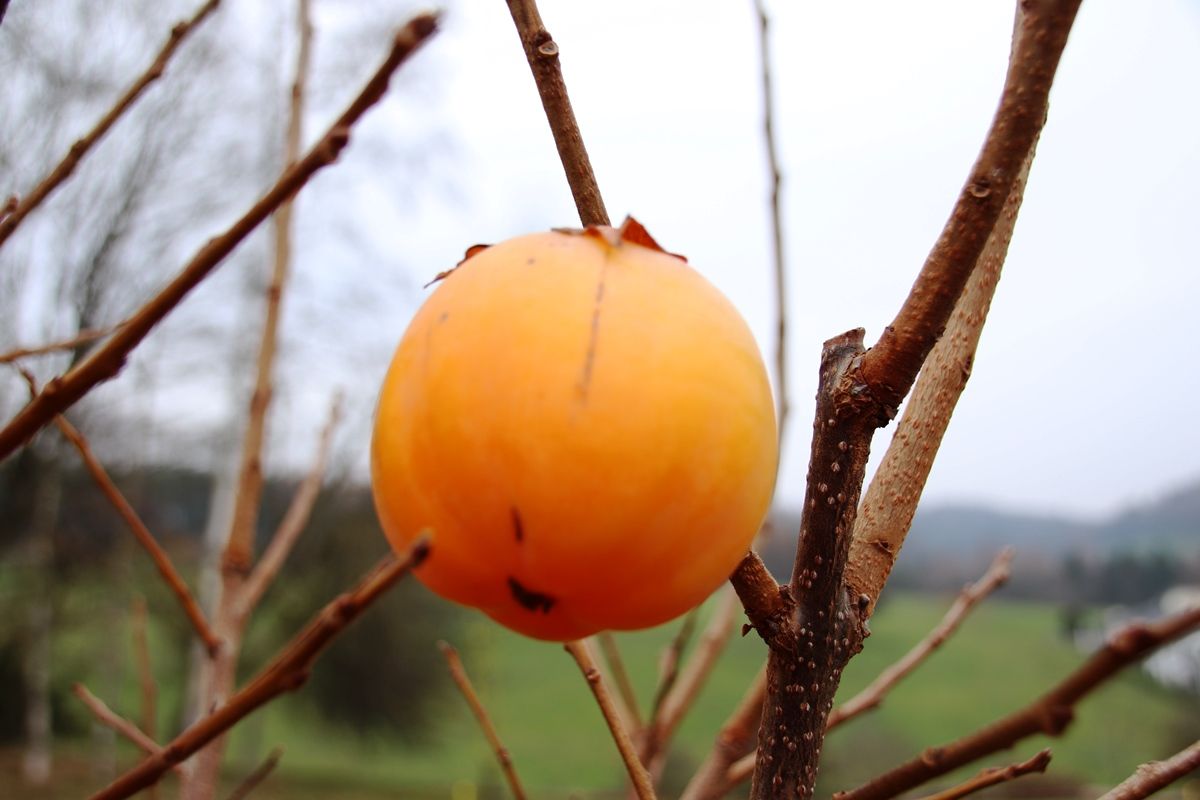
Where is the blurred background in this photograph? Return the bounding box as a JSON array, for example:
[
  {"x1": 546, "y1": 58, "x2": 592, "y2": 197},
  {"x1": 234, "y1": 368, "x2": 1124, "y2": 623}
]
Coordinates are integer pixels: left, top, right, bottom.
[{"x1": 0, "y1": 0, "x2": 1197, "y2": 797}]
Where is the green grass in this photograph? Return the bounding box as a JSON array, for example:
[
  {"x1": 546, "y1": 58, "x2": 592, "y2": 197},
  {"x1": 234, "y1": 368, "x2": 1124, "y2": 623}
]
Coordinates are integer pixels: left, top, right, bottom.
[{"x1": 8, "y1": 593, "x2": 1198, "y2": 798}]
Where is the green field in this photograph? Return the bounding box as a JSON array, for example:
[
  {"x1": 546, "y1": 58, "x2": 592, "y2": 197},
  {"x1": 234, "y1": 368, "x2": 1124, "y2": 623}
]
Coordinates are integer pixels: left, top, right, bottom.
[{"x1": 8, "y1": 593, "x2": 1198, "y2": 799}]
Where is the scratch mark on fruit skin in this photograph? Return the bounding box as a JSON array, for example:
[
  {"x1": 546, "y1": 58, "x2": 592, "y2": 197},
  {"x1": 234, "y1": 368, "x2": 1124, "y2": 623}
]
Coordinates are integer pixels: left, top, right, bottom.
[
  {"x1": 576, "y1": 266, "x2": 607, "y2": 402},
  {"x1": 511, "y1": 506, "x2": 524, "y2": 543}
]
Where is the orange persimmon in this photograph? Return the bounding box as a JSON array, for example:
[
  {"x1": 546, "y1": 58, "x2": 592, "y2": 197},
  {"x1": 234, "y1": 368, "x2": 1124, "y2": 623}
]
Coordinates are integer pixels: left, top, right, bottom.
[{"x1": 371, "y1": 219, "x2": 778, "y2": 640}]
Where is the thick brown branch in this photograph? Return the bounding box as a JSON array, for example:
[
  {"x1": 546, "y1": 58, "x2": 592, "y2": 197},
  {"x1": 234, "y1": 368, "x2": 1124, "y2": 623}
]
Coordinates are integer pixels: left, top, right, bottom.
[
  {"x1": 0, "y1": 326, "x2": 117, "y2": 365},
  {"x1": 856, "y1": 0, "x2": 1081, "y2": 416},
  {"x1": 916, "y1": 749, "x2": 1052, "y2": 800},
  {"x1": 54, "y1": 414, "x2": 220, "y2": 655},
  {"x1": 504, "y1": 0, "x2": 608, "y2": 226},
  {"x1": 835, "y1": 607, "x2": 1200, "y2": 800},
  {"x1": 752, "y1": 0, "x2": 789, "y2": 438},
  {"x1": 564, "y1": 639, "x2": 657, "y2": 800},
  {"x1": 1096, "y1": 740, "x2": 1200, "y2": 800},
  {"x1": 0, "y1": 0, "x2": 221, "y2": 249},
  {"x1": 0, "y1": 12, "x2": 441, "y2": 462},
  {"x1": 71, "y1": 684, "x2": 184, "y2": 776},
  {"x1": 829, "y1": 549, "x2": 1012, "y2": 730},
  {"x1": 440, "y1": 641, "x2": 528, "y2": 800},
  {"x1": 846, "y1": 143, "x2": 1037, "y2": 614},
  {"x1": 224, "y1": 747, "x2": 283, "y2": 800},
  {"x1": 86, "y1": 536, "x2": 430, "y2": 800}
]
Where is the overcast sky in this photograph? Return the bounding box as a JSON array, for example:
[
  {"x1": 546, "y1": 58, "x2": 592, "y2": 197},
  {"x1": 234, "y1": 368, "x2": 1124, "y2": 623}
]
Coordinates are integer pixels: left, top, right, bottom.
[{"x1": 351, "y1": 0, "x2": 1197, "y2": 521}]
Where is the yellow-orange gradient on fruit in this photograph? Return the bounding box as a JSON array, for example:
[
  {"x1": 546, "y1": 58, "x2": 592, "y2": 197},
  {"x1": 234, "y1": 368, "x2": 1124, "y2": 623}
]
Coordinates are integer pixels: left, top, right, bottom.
[{"x1": 371, "y1": 219, "x2": 778, "y2": 640}]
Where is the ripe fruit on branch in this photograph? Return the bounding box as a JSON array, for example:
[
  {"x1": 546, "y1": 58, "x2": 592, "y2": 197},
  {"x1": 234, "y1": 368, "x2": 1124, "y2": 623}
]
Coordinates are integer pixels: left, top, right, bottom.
[{"x1": 371, "y1": 218, "x2": 778, "y2": 640}]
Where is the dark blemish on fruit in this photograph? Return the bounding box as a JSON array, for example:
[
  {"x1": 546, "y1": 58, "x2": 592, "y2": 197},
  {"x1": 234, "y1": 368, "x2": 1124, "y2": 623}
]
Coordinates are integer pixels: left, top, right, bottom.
[
  {"x1": 508, "y1": 577, "x2": 555, "y2": 614},
  {"x1": 439, "y1": 312, "x2": 449, "y2": 323},
  {"x1": 511, "y1": 506, "x2": 524, "y2": 543}
]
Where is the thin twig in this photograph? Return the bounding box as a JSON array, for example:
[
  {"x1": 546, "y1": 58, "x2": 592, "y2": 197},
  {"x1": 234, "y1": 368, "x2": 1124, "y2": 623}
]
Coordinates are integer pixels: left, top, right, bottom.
[
  {"x1": 224, "y1": 747, "x2": 284, "y2": 800},
  {"x1": 221, "y1": 0, "x2": 315, "y2": 579},
  {"x1": 564, "y1": 639, "x2": 657, "y2": 800},
  {"x1": 596, "y1": 632, "x2": 645, "y2": 734},
  {"x1": 0, "y1": 326, "x2": 116, "y2": 365},
  {"x1": 439, "y1": 641, "x2": 528, "y2": 800},
  {"x1": 752, "y1": 0, "x2": 789, "y2": 438},
  {"x1": 829, "y1": 549, "x2": 1013, "y2": 730},
  {"x1": 651, "y1": 608, "x2": 699, "y2": 723},
  {"x1": 239, "y1": 394, "x2": 342, "y2": 614},
  {"x1": 0, "y1": 12, "x2": 441, "y2": 462},
  {"x1": 130, "y1": 596, "x2": 159, "y2": 745},
  {"x1": 642, "y1": 588, "x2": 740, "y2": 770},
  {"x1": 835, "y1": 606, "x2": 1200, "y2": 800},
  {"x1": 504, "y1": 0, "x2": 608, "y2": 226},
  {"x1": 679, "y1": 667, "x2": 767, "y2": 800},
  {"x1": 0, "y1": 0, "x2": 221, "y2": 248},
  {"x1": 915, "y1": 749, "x2": 1052, "y2": 800},
  {"x1": 52, "y1": 412, "x2": 221, "y2": 655},
  {"x1": 86, "y1": 536, "x2": 431, "y2": 800},
  {"x1": 1096, "y1": 740, "x2": 1200, "y2": 800},
  {"x1": 71, "y1": 684, "x2": 184, "y2": 776}
]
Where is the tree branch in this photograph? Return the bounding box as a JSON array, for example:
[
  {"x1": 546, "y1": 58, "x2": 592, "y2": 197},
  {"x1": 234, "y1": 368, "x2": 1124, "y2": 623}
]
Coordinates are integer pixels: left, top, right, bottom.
[
  {"x1": 564, "y1": 639, "x2": 657, "y2": 800},
  {"x1": 504, "y1": 0, "x2": 608, "y2": 226},
  {"x1": 835, "y1": 607, "x2": 1200, "y2": 800},
  {"x1": 845, "y1": 141, "x2": 1038, "y2": 615},
  {"x1": 915, "y1": 749, "x2": 1052, "y2": 800},
  {"x1": 71, "y1": 684, "x2": 184, "y2": 776},
  {"x1": 130, "y1": 596, "x2": 159, "y2": 747},
  {"x1": 595, "y1": 632, "x2": 645, "y2": 734},
  {"x1": 0, "y1": 11, "x2": 441, "y2": 462},
  {"x1": 0, "y1": 326, "x2": 117, "y2": 365},
  {"x1": 52, "y1": 412, "x2": 221, "y2": 655},
  {"x1": 239, "y1": 394, "x2": 342, "y2": 614},
  {"x1": 1096, "y1": 740, "x2": 1200, "y2": 800},
  {"x1": 439, "y1": 641, "x2": 528, "y2": 800},
  {"x1": 679, "y1": 667, "x2": 767, "y2": 800},
  {"x1": 752, "y1": 0, "x2": 790, "y2": 438},
  {"x1": 86, "y1": 536, "x2": 431, "y2": 800},
  {"x1": 855, "y1": 0, "x2": 1081, "y2": 416},
  {"x1": 224, "y1": 747, "x2": 283, "y2": 800},
  {"x1": 829, "y1": 549, "x2": 1012, "y2": 730},
  {"x1": 0, "y1": 0, "x2": 222, "y2": 249}
]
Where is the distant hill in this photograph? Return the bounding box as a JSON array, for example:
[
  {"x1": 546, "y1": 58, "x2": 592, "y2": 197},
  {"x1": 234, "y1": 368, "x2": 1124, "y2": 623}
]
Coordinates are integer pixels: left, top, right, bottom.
[{"x1": 762, "y1": 476, "x2": 1200, "y2": 596}]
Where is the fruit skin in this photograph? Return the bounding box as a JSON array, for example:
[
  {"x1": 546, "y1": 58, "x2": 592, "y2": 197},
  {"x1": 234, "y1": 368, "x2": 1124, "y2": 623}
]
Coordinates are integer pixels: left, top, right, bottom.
[{"x1": 371, "y1": 224, "x2": 778, "y2": 641}]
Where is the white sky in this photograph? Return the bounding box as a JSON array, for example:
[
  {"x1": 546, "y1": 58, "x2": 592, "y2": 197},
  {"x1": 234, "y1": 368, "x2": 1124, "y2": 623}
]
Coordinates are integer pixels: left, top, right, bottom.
[{"x1": 345, "y1": 0, "x2": 1199, "y2": 520}]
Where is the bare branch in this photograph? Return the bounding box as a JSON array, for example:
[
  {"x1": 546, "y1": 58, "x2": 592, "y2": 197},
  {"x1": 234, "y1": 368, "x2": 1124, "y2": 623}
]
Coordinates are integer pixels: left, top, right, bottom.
[
  {"x1": 856, "y1": 0, "x2": 1080, "y2": 416},
  {"x1": 679, "y1": 667, "x2": 767, "y2": 800},
  {"x1": 224, "y1": 748, "x2": 283, "y2": 800},
  {"x1": 0, "y1": 0, "x2": 222, "y2": 248},
  {"x1": 564, "y1": 639, "x2": 657, "y2": 800},
  {"x1": 829, "y1": 549, "x2": 1012, "y2": 730},
  {"x1": 130, "y1": 597, "x2": 159, "y2": 745},
  {"x1": 0, "y1": 326, "x2": 117, "y2": 365},
  {"x1": 86, "y1": 536, "x2": 431, "y2": 800},
  {"x1": 221, "y1": 0, "x2": 316, "y2": 579},
  {"x1": 651, "y1": 608, "x2": 699, "y2": 724},
  {"x1": 53, "y1": 413, "x2": 221, "y2": 655},
  {"x1": 916, "y1": 749, "x2": 1052, "y2": 800},
  {"x1": 0, "y1": 11, "x2": 441, "y2": 461},
  {"x1": 439, "y1": 641, "x2": 528, "y2": 800},
  {"x1": 71, "y1": 684, "x2": 184, "y2": 776},
  {"x1": 835, "y1": 607, "x2": 1200, "y2": 800},
  {"x1": 845, "y1": 143, "x2": 1037, "y2": 614},
  {"x1": 504, "y1": 0, "x2": 608, "y2": 226},
  {"x1": 752, "y1": 0, "x2": 790, "y2": 437},
  {"x1": 239, "y1": 395, "x2": 342, "y2": 614},
  {"x1": 1096, "y1": 740, "x2": 1200, "y2": 800},
  {"x1": 596, "y1": 632, "x2": 645, "y2": 734}
]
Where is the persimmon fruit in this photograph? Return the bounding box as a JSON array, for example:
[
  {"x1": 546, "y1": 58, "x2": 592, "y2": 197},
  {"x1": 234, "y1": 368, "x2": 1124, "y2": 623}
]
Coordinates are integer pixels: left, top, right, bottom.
[{"x1": 371, "y1": 219, "x2": 778, "y2": 641}]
